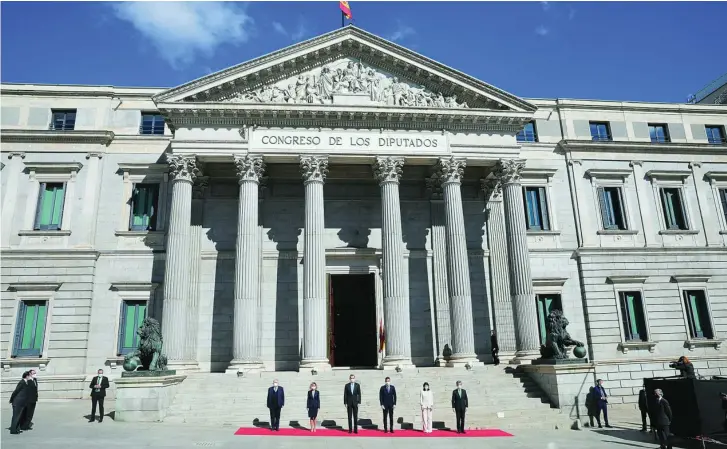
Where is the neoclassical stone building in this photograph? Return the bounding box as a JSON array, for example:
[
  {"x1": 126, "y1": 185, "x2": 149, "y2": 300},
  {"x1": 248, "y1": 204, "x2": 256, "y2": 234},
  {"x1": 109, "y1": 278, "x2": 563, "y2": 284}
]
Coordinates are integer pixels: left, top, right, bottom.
[{"x1": 2, "y1": 26, "x2": 727, "y2": 400}]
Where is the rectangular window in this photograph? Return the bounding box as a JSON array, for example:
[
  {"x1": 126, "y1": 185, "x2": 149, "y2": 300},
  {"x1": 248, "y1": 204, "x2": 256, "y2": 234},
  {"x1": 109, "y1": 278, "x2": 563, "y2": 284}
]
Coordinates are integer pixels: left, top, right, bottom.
[
  {"x1": 619, "y1": 291, "x2": 648, "y2": 342},
  {"x1": 523, "y1": 186, "x2": 550, "y2": 231},
  {"x1": 706, "y1": 125, "x2": 726, "y2": 144},
  {"x1": 12, "y1": 301, "x2": 48, "y2": 357},
  {"x1": 516, "y1": 122, "x2": 538, "y2": 143},
  {"x1": 648, "y1": 124, "x2": 670, "y2": 143},
  {"x1": 719, "y1": 188, "x2": 727, "y2": 225},
  {"x1": 683, "y1": 290, "x2": 714, "y2": 339},
  {"x1": 659, "y1": 187, "x2": 688, "y2": 230},
  {"x1": 129, "y1": 183, "x2": 159, "y2": 231},
  {"x1": 140, "y1": 113, "x2": 165, "y2": 135},
  {"x1": 597, "y1": 186, "x2": 627, "y2": 230},
  {"x1": 536, "y1": 294, "x2": 562, "y2": 344},
  {"x1": 34, "y1": 182, "x2": 66, "y2": 231},
  {"x1": 589, "y1": 121, "x2": 612, "y2": 141},
  {"x1": 118, "y1": 300, "x2": 148, "y2": 355},
  {"x1": 49, "y1": 109, "x2": 76, "y2": 131}
]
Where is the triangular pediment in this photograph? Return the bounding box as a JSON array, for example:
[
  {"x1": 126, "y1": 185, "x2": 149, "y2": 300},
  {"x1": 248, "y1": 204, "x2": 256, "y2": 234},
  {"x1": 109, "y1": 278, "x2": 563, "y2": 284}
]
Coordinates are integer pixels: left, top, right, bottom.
[{"x1": 153, "y1": 26, "x2": 536, "y2": 113}]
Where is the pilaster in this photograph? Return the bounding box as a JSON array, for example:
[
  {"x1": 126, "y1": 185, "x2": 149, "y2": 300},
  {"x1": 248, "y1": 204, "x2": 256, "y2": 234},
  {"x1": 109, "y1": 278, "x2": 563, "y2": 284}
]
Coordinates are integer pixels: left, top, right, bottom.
[
  {"x1": 78, "y1": 153, "x2": 103, "y2": 248},
  {"x1": 373, "y1": 156, "x2": 413, "y2": 369},
  {"x1": 186, "y1": 176, "x2": 208, "y2": 367},
  {"x1": 689, "y1": 162, "x2": 720, "y2": 246},
  {"x1": 1, "y1": 152, "x2": 25, "y2": 248},
  {"x1": 426, "y1": 178, "x2": 451, "y2": 365},
  {"x1": 630, "y1": 161, "x2": 658, "y2": 247}
]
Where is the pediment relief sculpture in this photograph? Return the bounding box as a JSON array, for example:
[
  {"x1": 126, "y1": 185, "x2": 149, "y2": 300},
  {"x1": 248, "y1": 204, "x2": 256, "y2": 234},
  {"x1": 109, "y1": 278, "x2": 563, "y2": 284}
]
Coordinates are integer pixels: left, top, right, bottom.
[{"x1": 221, "y1": 59, "x2": 471, "y2": 109}]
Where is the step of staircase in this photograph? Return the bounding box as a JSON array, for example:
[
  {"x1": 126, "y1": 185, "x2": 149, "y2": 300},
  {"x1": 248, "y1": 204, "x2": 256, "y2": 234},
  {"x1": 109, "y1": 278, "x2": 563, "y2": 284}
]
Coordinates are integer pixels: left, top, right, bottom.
[{"x1": 165, "y1": 366, "x2": 573, "y2": 430}]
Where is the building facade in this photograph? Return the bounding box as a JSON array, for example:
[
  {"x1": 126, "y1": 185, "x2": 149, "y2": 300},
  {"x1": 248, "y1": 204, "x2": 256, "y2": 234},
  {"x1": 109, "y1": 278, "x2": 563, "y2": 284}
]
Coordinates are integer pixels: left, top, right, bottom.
[{"x1": 2, "y1": 27, "x2": 727, "y2": 401}]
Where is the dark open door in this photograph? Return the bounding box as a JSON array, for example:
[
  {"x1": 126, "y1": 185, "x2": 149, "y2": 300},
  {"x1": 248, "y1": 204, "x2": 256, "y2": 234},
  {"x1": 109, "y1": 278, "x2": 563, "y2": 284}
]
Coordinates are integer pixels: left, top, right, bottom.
[{"x1": 327, "y1": 274, "x2": 335, "y2": 366}]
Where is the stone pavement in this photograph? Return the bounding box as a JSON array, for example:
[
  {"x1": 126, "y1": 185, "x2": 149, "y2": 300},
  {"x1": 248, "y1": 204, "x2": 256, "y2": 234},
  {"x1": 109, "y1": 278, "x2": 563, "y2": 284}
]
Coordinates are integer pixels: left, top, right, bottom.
[{"x1": 1, "y1": 400, "x2": 677, "y2": 449}]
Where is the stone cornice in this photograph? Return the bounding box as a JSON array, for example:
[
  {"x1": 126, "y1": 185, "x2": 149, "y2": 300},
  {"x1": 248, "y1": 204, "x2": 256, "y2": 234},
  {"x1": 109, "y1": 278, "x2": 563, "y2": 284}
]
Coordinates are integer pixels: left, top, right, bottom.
[
  {"x1": 554, "y1": 98, "x2": 727, "y2": 115},
  {"x1": 1, "y1": 129, "x2": 115, "y2": 145},
  {"x1": 559, "y1": 139, "x2": 727, "y2": 155},
  {"x1": 24, "y1": 162, "x2": 83, "y2": 174},
  {"x1": 7, "y1": 283, "x2": 62, "y2": 292},
  {"x1": 585, "y1": 168, "x2": 632, "y2": 180},
  {"x1": 645, "y1": 169, "x2": 692, "y2": 182},
  {"x1": 157, "y1": 102, "x2": 532, "y2": 132},
  {"x1": 109, "y1": 282, "x2": 159, "y2": 292},
  {"x1": 152, "y1": 26, "x2": 536, "y2": 113}
]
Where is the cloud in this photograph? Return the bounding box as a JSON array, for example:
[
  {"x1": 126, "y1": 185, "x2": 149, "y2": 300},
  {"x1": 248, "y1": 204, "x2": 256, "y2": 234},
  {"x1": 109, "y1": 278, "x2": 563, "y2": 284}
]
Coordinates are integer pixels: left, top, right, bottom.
[
  {"x1": 541, "y1": 1, "x2": 551, "y2": 11},
  {"x1": 271, "y1": 19, "x2": 308, "y2": 42},
  {"x1": 112, "y1": 2, "x2": 254, "y2": 69},
  {"x1": 535, "y1": 25, "x2": 550, "y2": 36},
  {"x1": 389, "y1": 20, "x2": 416, "y2": 42}
]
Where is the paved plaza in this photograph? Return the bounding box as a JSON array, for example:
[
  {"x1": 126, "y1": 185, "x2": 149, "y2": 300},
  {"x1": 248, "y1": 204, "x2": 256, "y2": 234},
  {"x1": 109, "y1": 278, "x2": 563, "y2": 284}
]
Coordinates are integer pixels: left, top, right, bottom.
[{"x1": 1, "y1": 400, "x2": 687, "y2": 449}]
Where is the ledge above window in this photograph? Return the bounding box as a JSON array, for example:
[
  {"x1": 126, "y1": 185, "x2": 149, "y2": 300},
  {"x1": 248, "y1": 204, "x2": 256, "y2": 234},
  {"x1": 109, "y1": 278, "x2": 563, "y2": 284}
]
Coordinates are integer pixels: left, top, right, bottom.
[
  {"x1": 704, "y1": 171, "x2": 727, "y2": 184},
  {"x1": 607, "y1": 275, "x2": 648, "y2": 284},
  {"x1": 7, "y1": 283, "x2": 61, "y2": 292},
  {"x1": 526, "y1": 230, "x2": 561, "y2": 236},
  {"x1": 1, "y1": 357, "x2": 51, "y2": 371},
  {"x1": 585, "y1": 168, "x2": 632, "y2": 181},
  {"x1": 618, "y1": 341, "x2": 657, "y2": 354},
  {"x1": 645, "y1": 170, "x2": 692, "y2": 182},
  {"x1": 659, "y1": 229, "x2": 699, "y2": 236},
  {"x1": 597, "y1": 229, "x2": 638, "y2": 236},
  {"x1": 671, "y1": 275, "x2": 711, "y2": 284},
  {"x1": 685, "y1": 338, "x2": 722, "y2": 351}
]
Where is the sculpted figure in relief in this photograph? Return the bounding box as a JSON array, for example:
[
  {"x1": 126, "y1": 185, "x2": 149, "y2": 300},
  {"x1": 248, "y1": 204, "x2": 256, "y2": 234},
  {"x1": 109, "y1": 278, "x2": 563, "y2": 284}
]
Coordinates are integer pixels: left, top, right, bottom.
[{"x1": 224, "y1": 60, "x2": 470, "y2": 108}]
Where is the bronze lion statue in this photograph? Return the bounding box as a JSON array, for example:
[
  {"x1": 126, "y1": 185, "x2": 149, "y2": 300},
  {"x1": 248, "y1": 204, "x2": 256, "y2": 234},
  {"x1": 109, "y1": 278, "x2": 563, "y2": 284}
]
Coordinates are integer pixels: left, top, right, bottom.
[
  {"x1": 123, "y1": 317, "x2": 167, "y2": 371},
  {"x1": 539, "y1": 309, "x2": 584, "y2": 359}
]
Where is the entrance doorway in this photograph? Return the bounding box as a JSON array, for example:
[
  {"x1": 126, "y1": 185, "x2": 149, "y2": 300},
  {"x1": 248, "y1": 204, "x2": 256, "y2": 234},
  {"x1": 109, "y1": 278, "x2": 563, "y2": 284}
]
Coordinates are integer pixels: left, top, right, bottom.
[{"x1": 327, "y1": 274, "x2": 377, "y2": 367}]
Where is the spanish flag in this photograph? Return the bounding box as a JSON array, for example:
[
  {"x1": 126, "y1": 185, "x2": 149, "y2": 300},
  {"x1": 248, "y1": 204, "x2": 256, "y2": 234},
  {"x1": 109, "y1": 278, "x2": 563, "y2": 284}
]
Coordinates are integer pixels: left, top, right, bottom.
[
  {"x1": 340, "y1": 1, "x2": 352, "y2": 20},
  {"x1": 378, "y1": 318, "x2": 385, "y2": 353}
]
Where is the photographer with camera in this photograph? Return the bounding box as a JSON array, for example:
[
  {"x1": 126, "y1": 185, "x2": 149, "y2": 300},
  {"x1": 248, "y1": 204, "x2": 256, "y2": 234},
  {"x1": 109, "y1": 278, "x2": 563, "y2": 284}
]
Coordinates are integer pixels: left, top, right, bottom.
[{"x1": 669, "y1": 356, "x2": 695, "y2": 379}]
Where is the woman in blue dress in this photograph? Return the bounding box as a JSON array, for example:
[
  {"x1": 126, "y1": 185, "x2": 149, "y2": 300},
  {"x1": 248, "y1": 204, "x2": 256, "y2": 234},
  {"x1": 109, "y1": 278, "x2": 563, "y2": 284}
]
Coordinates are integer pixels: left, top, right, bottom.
[{"x1": 307, "y1": 382, "x2": 320, "y2": 432}]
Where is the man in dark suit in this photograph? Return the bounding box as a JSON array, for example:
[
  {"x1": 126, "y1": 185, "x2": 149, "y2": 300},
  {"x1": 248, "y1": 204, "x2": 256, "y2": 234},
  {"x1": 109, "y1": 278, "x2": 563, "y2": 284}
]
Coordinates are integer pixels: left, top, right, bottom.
[
  {"x1": 638, "y1": 389, "x2": 650, "y2": 432},
  {"x1": 491, "y1": 331, "x2": 500, "y2": 366},
  {"x1": 594, "y1": 379, "x2": 612, "y2": 428},
  {"x1": 451, "y1": 380, "x2": 468, "y2": 434},
  {"x1": 89, "y1": 368, "x2": 110, "y2": 423},
  {"x1": 653, "y1": 389, "x2": 673, "y2": 449},
  {"x1": 20, "y1": 369, "x2": 38, "y2": 431},
  {"x1": 379, "y1": 376, "x2": 397, "y2": 433},
  {"x1": 9, "y1": 371, "x2": 30, "y2": 435},
  {"x1": 343, "y1": 373, "x2": 361, "y2": 434},
  {"x1": 266, "y1": 379, "x2": 285, "y2": 431}
]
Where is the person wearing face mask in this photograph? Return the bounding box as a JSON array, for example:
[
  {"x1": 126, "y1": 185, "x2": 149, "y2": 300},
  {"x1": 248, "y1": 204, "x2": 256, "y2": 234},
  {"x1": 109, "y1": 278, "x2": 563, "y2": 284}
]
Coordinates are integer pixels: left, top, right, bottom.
[
  {"x1": 266, "y1": 379, "x2": 285, "y2": 431},
  {"x1": 420, "y1": 382, "x2": 434, "y2": 433},
  {"x1": 306, "y1": 382, "x2": 320, "y2": 432},
  {"x1": 9, "y1": 371, "x2": 30, "y2": 435},
  {"x1": 343, "y1": 374, "x2": 361, "y2": 434},
  {"x1": 19, "y1": 369, "x2": 38, "y2": 431},
  {"x1": 379, "y1": 376, "x2": 397, "y2": 433},
  {"x1": 89, "y1": 369, "x2": 110, "y2": 423},
  {"x1": 451, "y1": 380, "x2": 468, "y2": 434}
]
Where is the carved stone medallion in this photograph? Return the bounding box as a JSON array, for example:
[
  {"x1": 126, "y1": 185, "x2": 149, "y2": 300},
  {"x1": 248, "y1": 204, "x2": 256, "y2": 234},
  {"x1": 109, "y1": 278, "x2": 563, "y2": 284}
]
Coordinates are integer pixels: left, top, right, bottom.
[
  {"x1": 373, "y1": 157, "x2": 404, "y2": 184},
  {"x1": 234, "y1": 155, "x2": 266, "y2": 183}
]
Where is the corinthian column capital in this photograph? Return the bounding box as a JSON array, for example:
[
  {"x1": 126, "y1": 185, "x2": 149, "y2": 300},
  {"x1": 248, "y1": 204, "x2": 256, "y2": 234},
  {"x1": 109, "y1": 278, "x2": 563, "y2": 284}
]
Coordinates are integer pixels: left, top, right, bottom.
[
  {"x1": 373, "y1": 156, "x2": 404, "y2": 185},
  {"x1": 494, "y1": 159, "x2": 525, "y2": 185},
  {"x1": 234, "y1": 155, "x2": 265, "y2": 183},
  {"x1": 480, "y1": 177, "x2": 503, "y2": 201},
  {"x1": 434, "y1": 157, "x2": 466, "y2": 185},
  {"x1": 167, "y1": 155, "x2": 201, "y2": 182},
  {"x1": 300, "y1": 155, "x2": 329, "y2": 184}
]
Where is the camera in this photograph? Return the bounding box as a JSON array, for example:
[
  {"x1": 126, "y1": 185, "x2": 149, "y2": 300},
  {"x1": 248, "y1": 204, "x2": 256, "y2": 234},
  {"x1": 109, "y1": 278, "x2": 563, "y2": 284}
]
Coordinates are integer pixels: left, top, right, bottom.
[{"x1": 669, "y1": 362, "x2": 677, "y2": 369}]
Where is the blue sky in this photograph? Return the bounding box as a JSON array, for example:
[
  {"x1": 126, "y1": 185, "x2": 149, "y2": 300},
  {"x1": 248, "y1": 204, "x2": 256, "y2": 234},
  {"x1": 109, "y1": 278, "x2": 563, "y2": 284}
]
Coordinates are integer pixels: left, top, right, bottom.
[{"x1": 2, "y1": 1, "x2": 726, "y2": 103}]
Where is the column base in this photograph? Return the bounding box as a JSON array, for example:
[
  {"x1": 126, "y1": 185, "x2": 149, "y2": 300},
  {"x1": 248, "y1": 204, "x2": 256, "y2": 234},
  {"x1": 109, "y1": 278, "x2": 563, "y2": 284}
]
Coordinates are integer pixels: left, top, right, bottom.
[
  {"x1": 509, "y1": 349, "x2": 541, "y2": 365},
  {"x1": 381, "y1": 356, "x2": 415, "y2": 371},
  {"x1": 226, "y1": 360, "x2": 264, "y2": 375},
  {"x1": 445, "y1": 354, "x2": 479, "y2": 368},
  {"x1": 299, "y1": 359, "x2": 331, "y2": 373},
  {"x1": 165, "y1": 360, "x2": 200, "y2": 373}
]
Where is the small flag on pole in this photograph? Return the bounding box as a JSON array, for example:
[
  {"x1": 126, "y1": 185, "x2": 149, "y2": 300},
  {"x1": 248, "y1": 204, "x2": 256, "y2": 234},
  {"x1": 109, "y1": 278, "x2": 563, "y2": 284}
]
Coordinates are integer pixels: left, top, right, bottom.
[
  {"x1": 379, "y1": 318, "x2": 385, "y2": 353},
  {"x1": 340, "y1": 1, "x2": 352, "y2": 20}
]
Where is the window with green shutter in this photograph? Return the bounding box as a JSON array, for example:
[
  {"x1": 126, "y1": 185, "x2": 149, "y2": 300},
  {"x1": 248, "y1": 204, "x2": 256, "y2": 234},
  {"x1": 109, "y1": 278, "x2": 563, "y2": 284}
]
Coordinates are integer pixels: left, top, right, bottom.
[
  {"x1": 118, "y1": 300, "x2": 147, "y2": 355},
  {"x1": 719, "y1": 189, "x2": 727, "y2": 225},
  {"x1": 598, "y1": 186, "x2": 627, "y2": 230},
  {"x1": 659, "y1": 187, "x2": 688, "y2": 230},
  {"x1": 618, "y1": 291, "x2": 648, "y2": 341},
  {"x1": 34, "y1": 182, "x2": 66, "y2": 230},
  {"x1": 683, "y1": 290, "x2": 714, "y2": 339},
  {"x1": 12, "y1": 301, "x2": 48, "y2": 357},
  {"x1": 536, "y1": 294, "x2": 562, "y2": 344},
  {"x1": 129, "y1": 183, "x2": 159, "y2": 231},
  {"x1": 523, "y1": 186, "x2": 551, "y2": 231}
]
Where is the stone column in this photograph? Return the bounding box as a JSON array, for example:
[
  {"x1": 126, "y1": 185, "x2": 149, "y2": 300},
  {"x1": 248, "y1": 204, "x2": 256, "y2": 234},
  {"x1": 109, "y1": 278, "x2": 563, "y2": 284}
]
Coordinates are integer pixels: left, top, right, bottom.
[
  {"x1": 299, "y1": 155, "x2": 330, "y2": 371},
  {"x1": 481, "y1": 177, "x2": 516, "y2": 357},
  {"x1": 425, "y1": 179, "x2": 451, "y2": 365},
  {"x1": 494, "y1": 159, "x2": 540, "y2": 361},
  {"x1": 433, "y1": 157, "x2": 477, "y2": 366},
  {"x1": 186, "y1": 176, "x2": 208, "y2": 366},
  {"x1": 1, "y1": 152, "x2": 25, "y2": 248},
  {"x1": 162, "y1": 155, "x2": 200, "y2": 369},
  {"x1": 228, "y1": 155, "x2": 265, "y2": 374},
  {"x1": 373, "y1": 157, "x2": 412, "y2": 369}
]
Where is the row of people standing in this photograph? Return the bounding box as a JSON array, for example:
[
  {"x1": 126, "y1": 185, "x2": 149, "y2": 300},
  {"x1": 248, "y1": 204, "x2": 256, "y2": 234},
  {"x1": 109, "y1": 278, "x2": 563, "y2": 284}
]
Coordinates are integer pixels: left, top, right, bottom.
[
  {"x1": 8, "y1": 370, "x2": 38, "y2": 435},
  {"x1": 267, "y1": 374, "x2": 470, "y2": 434}
]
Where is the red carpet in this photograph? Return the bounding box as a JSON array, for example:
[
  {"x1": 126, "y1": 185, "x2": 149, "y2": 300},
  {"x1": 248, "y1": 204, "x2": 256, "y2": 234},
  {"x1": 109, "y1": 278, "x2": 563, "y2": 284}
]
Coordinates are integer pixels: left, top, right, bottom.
[{"x1": 234, "y1": 427, "x2": 513, "y2": 437}]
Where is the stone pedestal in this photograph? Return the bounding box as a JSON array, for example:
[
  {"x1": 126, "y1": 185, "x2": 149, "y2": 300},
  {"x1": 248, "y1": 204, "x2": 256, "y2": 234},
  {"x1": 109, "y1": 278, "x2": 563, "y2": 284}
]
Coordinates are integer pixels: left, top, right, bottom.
[
  {"x1": 114, "y1": 374, "x2": 187, "y2": 422},
  {"x1": 522, "y1": 362, "x2": 595, "y2": 417}
]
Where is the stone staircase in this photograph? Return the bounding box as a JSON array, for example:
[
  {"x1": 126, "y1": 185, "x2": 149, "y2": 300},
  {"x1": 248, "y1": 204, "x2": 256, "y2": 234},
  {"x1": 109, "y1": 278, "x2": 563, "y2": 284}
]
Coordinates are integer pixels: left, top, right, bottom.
[{"x1": 165, "y1": 366, "x2": 575, "y2": 430}]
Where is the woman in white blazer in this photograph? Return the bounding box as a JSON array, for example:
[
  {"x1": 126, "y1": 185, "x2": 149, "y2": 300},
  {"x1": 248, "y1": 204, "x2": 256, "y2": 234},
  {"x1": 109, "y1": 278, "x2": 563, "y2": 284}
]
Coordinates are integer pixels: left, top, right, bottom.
[{"x1": 420, "y1": 382, "x2": 434, "y2": 433}]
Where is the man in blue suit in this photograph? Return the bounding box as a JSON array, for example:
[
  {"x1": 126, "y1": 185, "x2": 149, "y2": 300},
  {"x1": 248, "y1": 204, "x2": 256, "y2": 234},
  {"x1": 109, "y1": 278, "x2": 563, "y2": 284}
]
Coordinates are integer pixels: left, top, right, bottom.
[
  {"x1": 594, "y1": 379, "x2": 612, "y2": 428},
  {"x1": 266, "y1": 379, "x2": 285, "y2": 431},
  {"x1": 379, "y1": 376, "x2": 397, "y2": 433}
]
